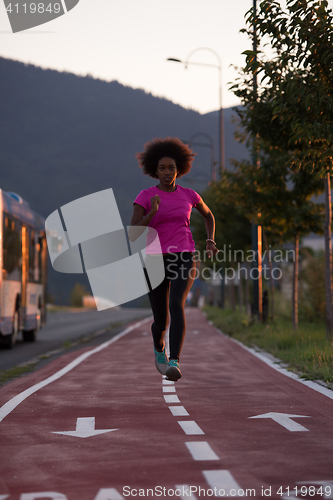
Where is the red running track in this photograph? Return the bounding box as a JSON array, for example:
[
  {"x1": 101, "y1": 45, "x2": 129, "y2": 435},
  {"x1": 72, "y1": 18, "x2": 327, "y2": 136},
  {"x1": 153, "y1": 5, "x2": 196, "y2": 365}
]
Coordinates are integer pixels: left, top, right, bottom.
[{"x1": 0, "y1": 308, "x2": 332, "y2": 500}]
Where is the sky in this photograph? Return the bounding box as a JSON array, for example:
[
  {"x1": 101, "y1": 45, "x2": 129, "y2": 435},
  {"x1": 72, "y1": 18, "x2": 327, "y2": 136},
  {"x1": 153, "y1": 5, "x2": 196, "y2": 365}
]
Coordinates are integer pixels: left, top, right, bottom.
[
  {"x1": 0, "y1": 0, "x2": 255, "y2": 114},
  {"x1": 1, "y1": 0, "x2": 332, "y2": 115}
]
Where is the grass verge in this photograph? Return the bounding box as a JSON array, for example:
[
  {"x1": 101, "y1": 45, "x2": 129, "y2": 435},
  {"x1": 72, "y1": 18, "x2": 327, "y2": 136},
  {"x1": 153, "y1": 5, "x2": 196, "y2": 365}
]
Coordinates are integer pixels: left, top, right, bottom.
[
  {"x1": 0, "y1": 363, "x2": 37, "y2": 386},
  {"x1": 46, "y1": 305, "x2": 94, "y2": 313},
  {"x1": 204, "y1": 305, "x2": 333, "y2": 387}
]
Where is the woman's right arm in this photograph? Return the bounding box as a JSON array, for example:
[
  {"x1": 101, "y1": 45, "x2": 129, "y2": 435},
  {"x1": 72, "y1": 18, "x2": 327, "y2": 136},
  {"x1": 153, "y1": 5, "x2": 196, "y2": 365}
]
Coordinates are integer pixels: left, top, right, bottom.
[{"x1": 130, "y1": 195, "x2": 160, "y2": 227}]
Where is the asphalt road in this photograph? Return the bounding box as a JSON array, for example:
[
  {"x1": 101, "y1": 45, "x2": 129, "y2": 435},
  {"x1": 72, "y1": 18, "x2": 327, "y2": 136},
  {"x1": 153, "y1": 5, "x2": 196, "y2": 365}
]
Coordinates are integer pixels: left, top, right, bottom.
[{"x1": 0, "y1": 307, "x2": 151, "y2": 372}]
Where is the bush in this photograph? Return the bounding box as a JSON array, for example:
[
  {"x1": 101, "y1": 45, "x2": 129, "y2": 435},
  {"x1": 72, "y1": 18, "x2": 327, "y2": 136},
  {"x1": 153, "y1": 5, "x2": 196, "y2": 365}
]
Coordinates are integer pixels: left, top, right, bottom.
[
  {"x1": 299, "y1": 250, "x2": 326, "y2": 322},
  {"x1": 70, "y1": 283, "x2": 89, "y2": 307}
]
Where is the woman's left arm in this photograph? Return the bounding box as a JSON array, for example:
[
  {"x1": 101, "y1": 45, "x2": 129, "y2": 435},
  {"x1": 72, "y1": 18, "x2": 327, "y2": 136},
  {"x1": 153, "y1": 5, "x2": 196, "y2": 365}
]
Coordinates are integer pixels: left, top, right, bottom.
[{"x1": 195, "y1": 199, "x2": 219, "y2": 259}]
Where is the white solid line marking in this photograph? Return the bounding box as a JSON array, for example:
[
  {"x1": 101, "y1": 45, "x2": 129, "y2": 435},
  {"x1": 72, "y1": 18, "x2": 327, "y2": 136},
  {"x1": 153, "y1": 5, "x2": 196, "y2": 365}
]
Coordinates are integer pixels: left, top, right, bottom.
[
  {"x1": 178, "y1": 421, "x2": 205, "y2": 435},
  {"x1": 163, "y1": 379, "x2": 175, "y2": 385},
  {"x1": 0, "y1": 317, "x2": 152, "y2": 423},
  {"x1": 202, "y1": 470, "x2": 242, "y2": 497},
  {"x1": 164, "y1": 394, "x2": 180, "y2": 403},
  {"x1": 163, "y1": 386, "x2": 176, "y2": 393},
  {"x1": 169, "y1": 406, "x2": 189, "y2": 416},
  {"x1": 20, "y1": 493, "x2": 66, "y2": 500},
  {"x1": 94, "y1": 488, "x2": 124, "y2": 500},
  {"x1": 174, "y1": 485, "x2": 198, "y2": 499},
  {"x1": 185, "y1": 441, "x2": 219, "y2": 461}
]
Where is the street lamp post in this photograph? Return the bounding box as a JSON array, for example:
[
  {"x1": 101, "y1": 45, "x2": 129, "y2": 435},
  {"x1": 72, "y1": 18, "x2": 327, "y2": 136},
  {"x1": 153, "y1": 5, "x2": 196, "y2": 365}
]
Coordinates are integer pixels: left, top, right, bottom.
[
  {"x1": 167, "y1": 47, "x2": 225, "y2": 172},
  {"x1": 252, "y1": 0, "x2": 262, "y2": 321}
]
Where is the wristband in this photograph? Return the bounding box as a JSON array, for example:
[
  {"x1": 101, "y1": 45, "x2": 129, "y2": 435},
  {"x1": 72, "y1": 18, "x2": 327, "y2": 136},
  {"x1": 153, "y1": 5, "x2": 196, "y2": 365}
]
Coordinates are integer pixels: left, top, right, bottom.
[{"x1": 206, "y1": 239, "x2": 216, "y2": 246}]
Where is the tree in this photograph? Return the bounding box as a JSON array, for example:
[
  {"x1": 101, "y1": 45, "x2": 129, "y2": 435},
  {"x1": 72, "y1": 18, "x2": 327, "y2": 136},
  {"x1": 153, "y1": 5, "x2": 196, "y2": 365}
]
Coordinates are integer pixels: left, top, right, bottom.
[
  {"x1": 229, "y1": 141, "x2": 324, "y2": 328},
  {"x1": 70, "y1": 283, "x2": 89, "y2": 307},
  {"x1": 191, "y1": 173, "x2": 252, "y2": 310},
  {"x1": 231, "y1": 0, "x2": 333, "y2": 338}
]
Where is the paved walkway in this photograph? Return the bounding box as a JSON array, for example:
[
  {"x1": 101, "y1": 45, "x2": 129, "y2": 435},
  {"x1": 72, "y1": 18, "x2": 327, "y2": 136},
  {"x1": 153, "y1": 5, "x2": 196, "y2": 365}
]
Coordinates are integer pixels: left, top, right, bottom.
[{"x1": 0, "y1": 308, "x2": 332, "y2": 500}]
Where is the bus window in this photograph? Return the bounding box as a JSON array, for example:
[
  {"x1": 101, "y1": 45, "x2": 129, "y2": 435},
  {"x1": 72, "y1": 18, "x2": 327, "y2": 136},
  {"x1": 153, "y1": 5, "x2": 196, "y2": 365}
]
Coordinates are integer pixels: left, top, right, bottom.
[
  {"x1": 3, "y1": 215, "x2": 21, "y2": 281},
  {"x1": 28, "y1": 228, "x2": 42, "y2": 283},
  {"x1": 35, "y1": 232, "x2": 41, "y2": 283},
  {"x1": 29, "y1": 228, "x2": 34, "y2": 283}
]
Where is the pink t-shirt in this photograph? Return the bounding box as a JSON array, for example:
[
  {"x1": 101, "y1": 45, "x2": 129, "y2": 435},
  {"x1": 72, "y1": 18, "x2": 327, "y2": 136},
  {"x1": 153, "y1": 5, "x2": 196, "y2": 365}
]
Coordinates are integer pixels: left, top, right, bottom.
[{"x1": 133, "y1": 185, "x2": 201, "y2": 254}]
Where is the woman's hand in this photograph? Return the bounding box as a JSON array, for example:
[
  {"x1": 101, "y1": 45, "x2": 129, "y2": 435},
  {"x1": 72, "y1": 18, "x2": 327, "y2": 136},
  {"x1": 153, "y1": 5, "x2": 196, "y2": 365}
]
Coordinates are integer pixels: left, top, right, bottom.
[
  {"x1": 206, "y1": 241, "x2": 219, "y2": 259},
  {"x1": 130, "y1": 196, "x2": 160, "y2": 235},
  {"x1": 151, "y1": 194, "x2": 161, "y2": 213}
]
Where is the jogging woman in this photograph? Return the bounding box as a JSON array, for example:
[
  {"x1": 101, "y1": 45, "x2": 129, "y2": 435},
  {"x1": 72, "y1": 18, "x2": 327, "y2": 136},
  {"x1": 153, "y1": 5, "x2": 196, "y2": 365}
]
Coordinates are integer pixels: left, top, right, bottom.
[{"x1": 130, "y1": 137, "x2": 218, "y2": 381}]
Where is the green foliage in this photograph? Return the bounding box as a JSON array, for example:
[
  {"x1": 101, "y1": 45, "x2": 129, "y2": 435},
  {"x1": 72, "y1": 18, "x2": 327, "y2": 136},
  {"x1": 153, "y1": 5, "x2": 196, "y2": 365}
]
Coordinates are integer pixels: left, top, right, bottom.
[
  {"x1": 229, "y1": 143, "x2": 324, "y2": 246},
  {"x1": 70, "y1": 283, "x2": 89, "y2": 307},
  {"x1": 192, "y1": 171, "x2": 251, "y2": 265},
  {"x1": 232, "y1": 0, "x2": 333, "y2": 175},
  {"x1": 63, "y1": 339, "x2": 72, "y2": 349},
  {"x1": 299, "y1": 250, "x2": 327, "y2": 322},
  {"x1": 193, "y1": 137, "x2": 324, "y2": 263}
]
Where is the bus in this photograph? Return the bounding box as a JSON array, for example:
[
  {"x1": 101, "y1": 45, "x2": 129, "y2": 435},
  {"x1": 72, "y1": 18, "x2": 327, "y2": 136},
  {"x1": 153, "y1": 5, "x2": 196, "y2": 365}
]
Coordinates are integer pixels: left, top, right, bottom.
[{"x1": 0, "y1": 190, "x2": 47, "y2": 348}]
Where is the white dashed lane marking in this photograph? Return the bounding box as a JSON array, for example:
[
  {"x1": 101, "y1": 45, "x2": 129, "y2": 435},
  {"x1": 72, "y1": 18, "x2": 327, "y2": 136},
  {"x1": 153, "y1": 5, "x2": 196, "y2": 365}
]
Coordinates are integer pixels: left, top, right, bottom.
[
  {"x1": 178, "y1": 421, "x2": 205, "y2": 435},
  {"x1": 202, "y1": 470, "x2": 242, "y2": 496},
  {"x1": 94, "y1": 489, "x2": 124, "y2": 500},
  {"x1": 168, "y1": 406, "x2": 189, "y2": 416},
  {"x1": 164, "y1": 394, "x2": 180, "y2": 403},
  {"x1": 174, "y1": 485, "x2": 198, "y2": 499},
  {"x1": 185, "y1": 442, "x2": 220, "y2": 461},
  {"x1": 162, "y1": 378, "x2": 174, "y2": 385},
  {"x1": 163, "y1": 386, "x2": 176, "y2": 393}
]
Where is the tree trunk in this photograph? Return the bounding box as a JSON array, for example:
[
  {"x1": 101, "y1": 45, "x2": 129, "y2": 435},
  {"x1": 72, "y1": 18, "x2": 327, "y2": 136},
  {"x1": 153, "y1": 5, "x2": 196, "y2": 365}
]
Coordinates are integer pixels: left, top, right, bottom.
[
  {"x1": 239, "y1": 276, "x2": 244, "y2": 313},
  {"x1": 245, "y1": 261, "x2": 251, "y2": 316},
  {"x1": 220, "y1": 269, "x2": 225, "y2": 309},
  {"x1": 230, "y1": 278, "x2": 236, "y2": 311},
  {"x1": 263, "y1": 230, "x2": 274, "y2": 320},
  {"x1": 292, "y1": 233, "x2": 299, "y2": 331},
  {"x1": 324, "y1": 172, "x2": 333, "y2": 340}
]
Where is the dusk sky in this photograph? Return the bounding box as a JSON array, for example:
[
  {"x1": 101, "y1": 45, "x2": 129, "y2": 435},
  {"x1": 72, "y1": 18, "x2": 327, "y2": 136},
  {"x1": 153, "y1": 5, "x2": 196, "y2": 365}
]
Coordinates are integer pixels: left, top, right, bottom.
[{"x1": 1, "y1": 0, "x2": 332, "y2": 114}]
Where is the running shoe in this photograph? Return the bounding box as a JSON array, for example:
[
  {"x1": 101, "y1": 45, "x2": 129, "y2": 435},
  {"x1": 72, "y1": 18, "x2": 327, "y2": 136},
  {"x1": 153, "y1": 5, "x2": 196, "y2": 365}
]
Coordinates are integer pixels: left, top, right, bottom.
[
  {"x1": 165, "y1": 359, "x2": 182, "y2": 381},
  {"x1": 154, "y1": 343, "x2": 169, "y2": 375}
]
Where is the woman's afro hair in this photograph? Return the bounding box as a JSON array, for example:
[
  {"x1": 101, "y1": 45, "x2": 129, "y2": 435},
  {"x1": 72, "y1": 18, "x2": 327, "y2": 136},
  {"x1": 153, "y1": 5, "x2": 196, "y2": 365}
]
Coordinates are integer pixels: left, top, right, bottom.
[{"x1": 136, "y1": 137, "x2": 196, "y2": 179}]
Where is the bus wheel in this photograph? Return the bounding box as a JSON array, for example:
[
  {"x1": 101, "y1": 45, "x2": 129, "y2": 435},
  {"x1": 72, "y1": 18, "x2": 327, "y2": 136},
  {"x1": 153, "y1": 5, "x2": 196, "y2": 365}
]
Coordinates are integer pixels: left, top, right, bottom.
[
  {"x1": 23, "y1": 309, "x2": 41, "y2": 342},
  {"x1": 1, "y1": 311, "x2": 19, "y2": 349}
]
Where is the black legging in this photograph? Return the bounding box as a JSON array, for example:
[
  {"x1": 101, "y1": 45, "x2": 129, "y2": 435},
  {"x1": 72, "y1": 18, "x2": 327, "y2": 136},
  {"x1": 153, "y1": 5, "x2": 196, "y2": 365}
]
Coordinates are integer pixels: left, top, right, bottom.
[{"x1": 147, "y1": 252, "x2": 196, "y2": 361}]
